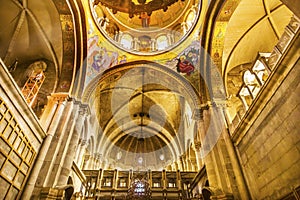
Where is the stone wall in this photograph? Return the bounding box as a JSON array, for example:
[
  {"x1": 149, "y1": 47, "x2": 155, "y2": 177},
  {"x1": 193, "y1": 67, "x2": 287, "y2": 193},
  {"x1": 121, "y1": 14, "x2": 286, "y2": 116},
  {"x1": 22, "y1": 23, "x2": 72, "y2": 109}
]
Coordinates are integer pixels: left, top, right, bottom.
[
  {"x1": 236, "y1": 60, "x2": 300, "y2": 199},
  {"x1": 0, "y1": 59, "x2": 46, "y2": 199}
]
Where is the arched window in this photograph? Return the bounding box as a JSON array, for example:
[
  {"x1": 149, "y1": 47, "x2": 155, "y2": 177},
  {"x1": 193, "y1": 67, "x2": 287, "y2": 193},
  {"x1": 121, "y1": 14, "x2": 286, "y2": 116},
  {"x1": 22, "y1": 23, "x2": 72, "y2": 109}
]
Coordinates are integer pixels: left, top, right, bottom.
[
  {"x1": 252, "y1": 59, "x2": 269, "y2": 84},
  {"x1": 156, "y1": 35, "x2": 169, "y2": 50},
  {"x1": 120, "y1": 33, "x2": 133, "y2": 49},
  {"x1": 243, "y1": 70, "x2": 260, "y2": 97},
  {"x1": 185, "y1": 9, "x2": 196, "y2": 29}
]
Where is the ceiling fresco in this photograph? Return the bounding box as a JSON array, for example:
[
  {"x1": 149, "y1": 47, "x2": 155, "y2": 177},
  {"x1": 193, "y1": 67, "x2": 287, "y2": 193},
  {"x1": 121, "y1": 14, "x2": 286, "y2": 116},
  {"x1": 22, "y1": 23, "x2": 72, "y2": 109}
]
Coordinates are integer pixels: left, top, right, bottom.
[{"x1": 85, "y1": 33, "x2": 201, "y2": 93}]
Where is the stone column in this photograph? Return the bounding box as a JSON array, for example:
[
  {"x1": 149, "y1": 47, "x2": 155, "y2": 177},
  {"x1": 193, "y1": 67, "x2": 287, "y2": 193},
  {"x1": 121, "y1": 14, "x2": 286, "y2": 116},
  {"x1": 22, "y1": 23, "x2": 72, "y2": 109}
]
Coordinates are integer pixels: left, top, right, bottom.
[
  {"x1": 48, "y1": 100, "x2": 79, "y2": 187},
  {"x1": 186, "y1": 157, "x2": 192, "y2": 171},
  {"x1": 23, "y1": 93, "x2": 69, "y2": 199},
  {"x1": 179, "y1": 155, "x2": 186, "y2": 171},
  {"x1": 76, "y1": 139, "x2": 87, "y2": 166},
  {"x1": 239, "y1": 94, "x2": 249, "y2": 110},
  {"x1": 74, "y1": 138, "x2": 82, "y2": 163},
  {"x1": 43, "y1": 97, "x2": 74, "y2": 187},
  {"x1": 96, "y1": 169, "x2": 103, "y2": 189},
  {"x1": 82, "y1": 155, "x2": 90, "y2": 170},
  {"x1": 190, "y1": 158, "x2": 197, "y2": 171},
  {"x1": 57, "y1": 105, "x2": 88, "y2": 186},
  {"x1": 217, "y1": 103, "x2": 251, "y2": 199},
  {"x1": 39, "y1": 95, "x2": 59, "y2": 131},
  {"x1": 193, "y1": 141, "x2": 203, "y2": 170},
  {"x1": 201, "y1": 108, "x2": 219, "y2": 188},
  {"x1": 176, "y1": 170, "x2": 182, "y2": 191},
  {"x1": 205, "y1": 100, "x2": 250, "y2": 199},
  {"x1": 113, "y1": 169, "x2": 118, "y2": 190}
]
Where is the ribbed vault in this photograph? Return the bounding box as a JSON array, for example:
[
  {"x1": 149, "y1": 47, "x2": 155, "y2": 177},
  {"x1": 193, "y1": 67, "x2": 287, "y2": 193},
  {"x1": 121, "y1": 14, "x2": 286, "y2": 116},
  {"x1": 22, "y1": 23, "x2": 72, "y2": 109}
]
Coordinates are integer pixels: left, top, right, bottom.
[{"x1": 82, "y1": 60, "x2": 200, "y2": 169}]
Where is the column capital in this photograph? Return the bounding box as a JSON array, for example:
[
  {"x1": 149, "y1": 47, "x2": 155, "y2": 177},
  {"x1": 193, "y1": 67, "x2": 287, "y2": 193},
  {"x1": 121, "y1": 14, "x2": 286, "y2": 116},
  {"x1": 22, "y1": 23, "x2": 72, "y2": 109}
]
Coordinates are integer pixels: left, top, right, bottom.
[
  {"x1": 81, "y1": 139, "x2": 87, "y2": 146},
  {"x1": 49, "y1": 93, "x2": 69, "y2": 104},
  {"x1": 78, "y1": 138, "x2": 82, "y2": 145},
  {"x1": 79, "y1": 104, "x2": 90, "y2": 116},
  {"x1": 192, "y1": 108, "x2": 203, "y2": 121},
  {"x1": 209, "y1": 99, "x2": 227, "y2": 108},
  {"x1": 94, "y1": 153, "x2": 103, "y2": 163},
  {"x1": 193, "y1": 141, "x2": 202, "y2": 152},
  {"x1": 179, "y1": 154, "x2": 186, "y2": 161}
]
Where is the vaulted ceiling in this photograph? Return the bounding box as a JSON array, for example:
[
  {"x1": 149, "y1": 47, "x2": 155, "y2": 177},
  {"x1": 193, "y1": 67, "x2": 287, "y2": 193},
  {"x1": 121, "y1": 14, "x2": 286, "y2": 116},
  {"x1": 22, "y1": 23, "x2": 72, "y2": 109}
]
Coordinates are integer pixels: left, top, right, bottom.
[
  {"x1": 82, "y1": 61, "x2": 199, "y2": 169},
  {"x1": 0, "y1": 0, "x2": 295, "y2": 170}
]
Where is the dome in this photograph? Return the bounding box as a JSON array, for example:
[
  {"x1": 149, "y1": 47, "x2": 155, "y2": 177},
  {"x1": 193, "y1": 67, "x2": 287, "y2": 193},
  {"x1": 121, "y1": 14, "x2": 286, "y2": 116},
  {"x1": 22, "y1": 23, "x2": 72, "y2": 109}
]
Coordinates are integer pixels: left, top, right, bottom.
[{"x1": 90, "y1": 0, "x2": 201, "y2": 55}]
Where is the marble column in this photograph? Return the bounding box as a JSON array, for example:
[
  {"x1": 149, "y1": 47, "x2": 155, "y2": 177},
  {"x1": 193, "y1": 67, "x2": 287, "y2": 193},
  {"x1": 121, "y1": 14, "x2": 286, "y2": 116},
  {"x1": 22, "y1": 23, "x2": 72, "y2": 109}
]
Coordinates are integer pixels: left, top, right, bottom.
[{"x1": 181, "y1": 22, "x2": 188, "y2": 34}]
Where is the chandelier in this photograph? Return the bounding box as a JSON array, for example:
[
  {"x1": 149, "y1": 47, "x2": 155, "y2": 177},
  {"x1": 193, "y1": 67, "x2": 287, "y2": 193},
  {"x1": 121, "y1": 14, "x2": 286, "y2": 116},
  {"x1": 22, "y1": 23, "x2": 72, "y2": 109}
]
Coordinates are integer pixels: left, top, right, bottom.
[{"x1": 93, "y1": 0, "x2": 185, "y2": 18}]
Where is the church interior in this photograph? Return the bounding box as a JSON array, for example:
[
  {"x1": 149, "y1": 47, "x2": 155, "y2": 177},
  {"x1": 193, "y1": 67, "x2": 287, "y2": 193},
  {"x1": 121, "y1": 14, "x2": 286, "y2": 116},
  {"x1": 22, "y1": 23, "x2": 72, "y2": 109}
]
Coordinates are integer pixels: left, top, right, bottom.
[{"x1": 0, "y1": 0, "x2": 299, "y2": 199}]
